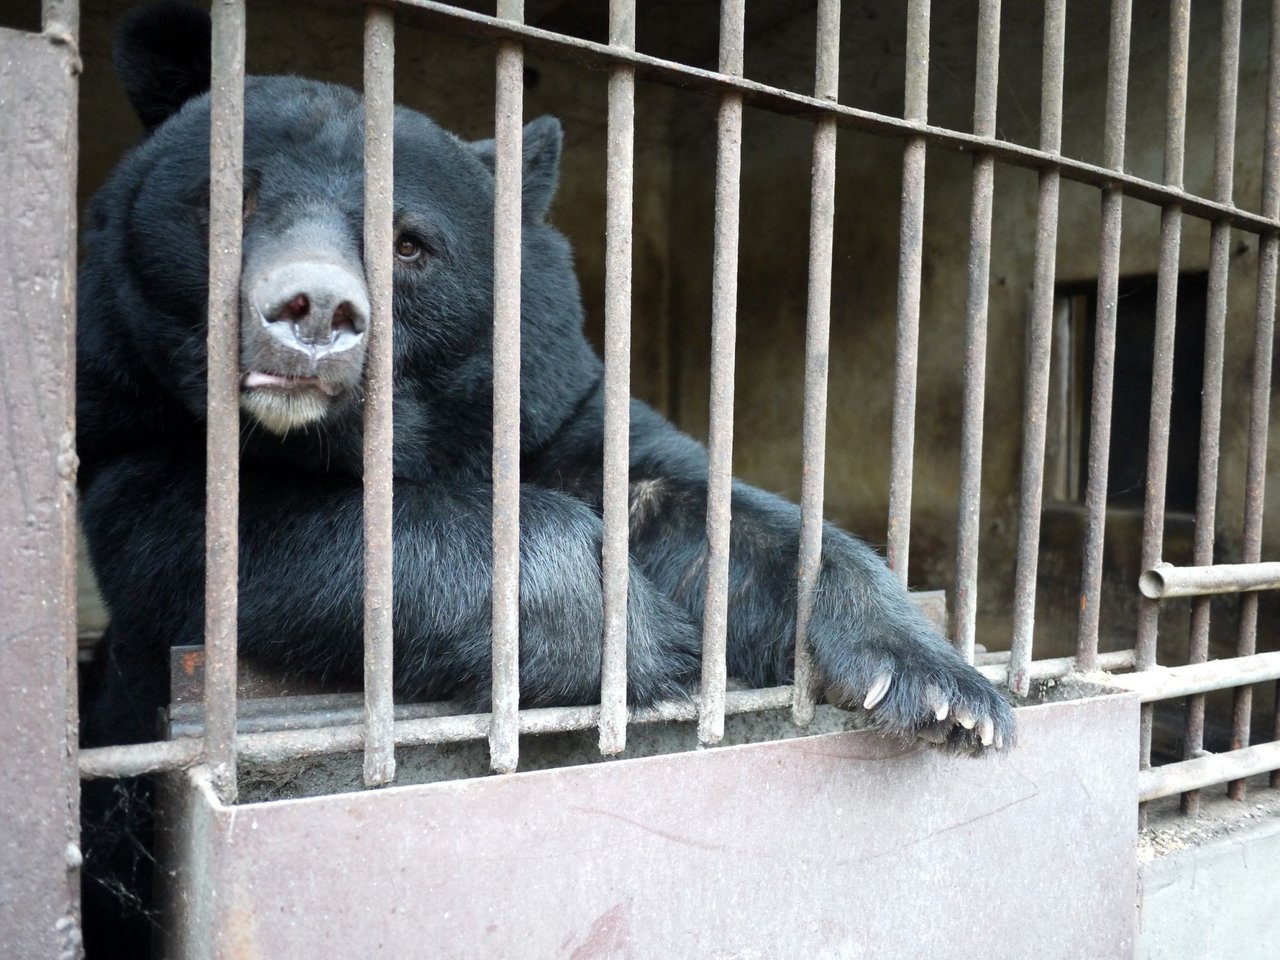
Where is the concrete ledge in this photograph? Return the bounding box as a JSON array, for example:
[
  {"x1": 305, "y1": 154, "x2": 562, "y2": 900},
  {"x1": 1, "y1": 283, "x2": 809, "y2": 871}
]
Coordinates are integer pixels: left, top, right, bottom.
[
  {"x1": 1139, "y1": 781, "x2": 1280, "y2": 960},
  {"x1": 160, "y1": 690, "x2": 1138, "y2": 959}
]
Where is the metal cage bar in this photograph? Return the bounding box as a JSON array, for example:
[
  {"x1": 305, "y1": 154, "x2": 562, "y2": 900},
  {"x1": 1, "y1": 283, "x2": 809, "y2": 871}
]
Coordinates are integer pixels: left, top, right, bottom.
[
  {"x1": 886, "y1": 0, "x2": 930, "y2": 581},
  {"x1": 489, "y1": 0, "x2": 525, "y2": 775},
  {"x1": 1182, "y1": 0, "x2": 1242, "y2": 816},
  {"x1": 697, "y1": 0, "x2": 745, "y2": 747},
  {"x1": 952, "y1": 0, "x2": 1001, "y2": 662},
  {"x1": 792, "y1": 0, "x2": 841, "y2": 728},
  {"x1": 1135, "y1": 0, "x2": 1191, "y2": 782},
  {"x1": 204, "y1": 0, "x2": 247, "y2": 805},
  {"x1": 598, "y1": 0, "x2": 636, "y2": 757},
  {"x1": 1075, "y1": 0, "x2": 1131, "y2": 672},
  {"x1": 1230, "y1": 0, "x2": 1280, "y2": 801},
  {"x1": 1008, "y1": 0, "x2": 1067, "y2": 698},
  {"x1": 361, "y1": 3, "x2": 397, "y2": 788}
]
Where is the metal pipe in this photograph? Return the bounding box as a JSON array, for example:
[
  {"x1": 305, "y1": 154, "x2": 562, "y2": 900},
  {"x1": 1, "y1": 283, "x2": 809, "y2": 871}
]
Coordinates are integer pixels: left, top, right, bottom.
[
  {"x1": 41, "y1": 0, "x2": 78, "y2": 40},
  {"x1": 1076, "y1": 0, "x2": 1131, "y2": 672},
  {"x1": 698, "y1": 0, "x2": 744, "y2": 746},
  {"x1": 1008, "y1": 0, "x2": 1067, "y2": 698},
  {"x1": 793, "y1": 0, "x2": 841, "y2": 728},
  {"x1": 79, "y1": 739, "x2": 205, "y2": 781},
  {"x1": 1140, "y1": 562, "x2": 1280, "y2": 600},
  {"x1": 361, "y1": 3, "x2": 397, "y2": 789},
  {"x1": 204, "y1": 0, "x2": 246, "y2": 805},
  {"x1": 490, "y1": 0, "x2": 525, "y2": 775},
  {"x1": 1105, "y1": 650, "x2": 1280, "y2": 704},
  {"x1": 1231, "y1": 0, "x2": 1280, "y2": 802},
  {"x1": 886, "y1": 0, "x2": 930, "y2": 581},
  {"x1": 1140, "y1": 740, "x2": 1280, "y2": 802},
  {"x1": 598, "y1": 0, "x2": 636, "y2": 758},
  {"x1": 975, "y1": 649, "x2": 1134, "y2": 686},
  {"x1": 1182, "y1": 0, "x2": 1242, "y2": 816},
  {"x1": 952, "y1": 0, "x2": 1000, "y2": 663}
]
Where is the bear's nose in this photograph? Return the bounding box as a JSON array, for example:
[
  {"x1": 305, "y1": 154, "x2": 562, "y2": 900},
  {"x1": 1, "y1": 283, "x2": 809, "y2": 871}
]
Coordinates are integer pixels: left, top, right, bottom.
[{"x1": 253, "y1": 260, "x2": 370, "y2": 356}]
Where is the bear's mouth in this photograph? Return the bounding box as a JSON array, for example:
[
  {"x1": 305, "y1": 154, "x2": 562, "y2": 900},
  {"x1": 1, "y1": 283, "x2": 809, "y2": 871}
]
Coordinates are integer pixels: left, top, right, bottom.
[{"x1": 241, "y1": 370, "x2": 343, "y2": 397}]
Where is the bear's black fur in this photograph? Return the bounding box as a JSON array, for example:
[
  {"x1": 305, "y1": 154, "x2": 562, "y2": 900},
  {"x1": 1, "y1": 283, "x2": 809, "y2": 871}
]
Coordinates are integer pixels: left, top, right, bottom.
[{"x1": 79, "y1": 4, "x2": 1014, "y2": 955}]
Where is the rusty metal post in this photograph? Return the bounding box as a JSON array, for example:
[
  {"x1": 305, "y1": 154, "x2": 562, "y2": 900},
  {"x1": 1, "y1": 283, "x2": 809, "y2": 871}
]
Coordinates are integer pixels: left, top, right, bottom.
[
  {"x1": 1182, "y1": 0, "x2": 1241, "y2": 817},
  {"x1": 362, "y1": 4, "x2": 397, "y2": 788},
  {"x1": 599, "y1": 0, "x2": 636, "y2": 757},
  {"x1": 490, "y1": 0, "x2": 525, "y2": 774},
  {"x1": 698, "y1": 0, "x2": 745, "y2": 747},
  {"x1": 204, "y1": 0, "x2": 246, "y2": 804},
  {"x1": 952, "y1": 0, "x2": 1001, "y2": 663},
  {"x1": 886, "y1": 0, "x2": 930, "y2": 581},
  {"x1": 0, "y1": 18, "x2": 81, "y2": 958},
  {"x1": 1075, "y1": 0, "x2": 1131, "y2": 672},
  {"x1": 1231, "y1": 0, "x2": 1280, "y2": 801},
  {"x1": 1136, "y1": 0, "x2": 1191, "y2": 802},
  {"x1": 793, "y1": 0, "x2": 841, "y2": 727},
  {"x1": 1008, "y1": 0, "x2": 1067, "y2": 697}
]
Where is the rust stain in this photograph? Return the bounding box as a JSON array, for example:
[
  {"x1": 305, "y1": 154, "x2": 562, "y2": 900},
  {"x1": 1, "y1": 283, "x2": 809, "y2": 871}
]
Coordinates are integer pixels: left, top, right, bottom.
[
  {"x1": 182, "y1": 649, "x2": 204, "y2": 678},
  {"x1": 568, "y1": 902, "x2": 630, "y2": 960}
]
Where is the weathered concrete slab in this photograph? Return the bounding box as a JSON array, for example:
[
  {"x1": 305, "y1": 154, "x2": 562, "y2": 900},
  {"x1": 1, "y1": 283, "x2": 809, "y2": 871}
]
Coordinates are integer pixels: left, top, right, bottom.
[{"x1": 164, "y1": 691, "x2": 1138, "y2": 959}]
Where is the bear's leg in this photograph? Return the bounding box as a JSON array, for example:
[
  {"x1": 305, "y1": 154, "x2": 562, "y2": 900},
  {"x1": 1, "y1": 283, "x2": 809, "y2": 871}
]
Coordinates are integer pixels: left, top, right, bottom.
[{"x1": 627, "y1": 476, "x2": 1014, "y2": 753}]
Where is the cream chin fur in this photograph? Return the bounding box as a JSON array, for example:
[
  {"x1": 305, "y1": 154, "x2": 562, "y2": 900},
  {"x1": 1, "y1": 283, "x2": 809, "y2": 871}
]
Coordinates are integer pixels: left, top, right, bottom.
[{"x1": 240, "y1": 388, "x2": 332, "y2": 435}]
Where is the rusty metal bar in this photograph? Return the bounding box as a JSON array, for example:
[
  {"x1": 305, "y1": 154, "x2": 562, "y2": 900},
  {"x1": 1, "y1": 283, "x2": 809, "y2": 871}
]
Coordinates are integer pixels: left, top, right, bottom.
[
  {"x1": 360, "y1": 0, "x2": 1279, "y2": 235},
  {"x1": 204, "y1": 0, "x2": 246, "y2": 805},
  {"x1": 886, "y1": 0, "x2": 930, "y2": 581},
  {"x1": 698, "y1": 0, "x2": 744, "y2": 747},
  {"x1": 490, "y1": 0, "x2": 525, "y2": 775},
  {"x1": 79, "y1": 739, "x2": 205, "y2": 781},
  {"x1": 793, "y1": 0, "x2": 841, "y2": 728},
  {"x1": 1105, "y1": 651, "x2": 1280, "y2": 704},
  {"x1": 1140, "y1": 562, "x2": 1280, "y2": 600},
  {"x1": 952, "y1": 0, "x2": 1000, "y2": 662},
  {"x1": 41, "y1": 0, "x2": 78, "y2": 38},
  {"x1": 598, "y1": 0, "x2": 636, "y2": 758},
  {"x1": 233, "y1": 686, "x2": 796, "y2": 766},
  {"x1": 1008, "y1": 0, "x2": 1067, "y2": 698},
  {"x1": 361, "y1": 3, "x2": 397, "y2": 789},
  {"x1": 1140, "y1": 740, "x2": 1280, "y2": 802},
  {"x1": 1075, "y1": 0, "x2": 1131, "y2": 673},
  {"x1": 1136, "y1": 0, "x2": 1191, "y2": 782},
  {"x1": 975, "y1": 649, "x2": 1134, "y2": 686},
  {"x1": 1183, "y1": 0, "x2": 1241, "y2": 816},
  {"x1": 1231, "y1": 0, "x2": 1280, "y2": 801}
]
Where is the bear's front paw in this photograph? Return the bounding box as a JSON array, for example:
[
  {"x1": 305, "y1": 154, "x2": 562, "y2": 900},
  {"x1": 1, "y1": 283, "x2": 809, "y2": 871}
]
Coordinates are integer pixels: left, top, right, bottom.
[{"x1": 821, "y1": 635, "x2": 1015, "y2": 755}]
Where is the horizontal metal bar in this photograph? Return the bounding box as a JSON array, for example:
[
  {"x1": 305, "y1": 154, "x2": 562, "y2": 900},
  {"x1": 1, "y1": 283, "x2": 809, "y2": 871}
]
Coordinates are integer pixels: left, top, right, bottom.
[
  {"x1": 1103, "y1": 650, "x2": 1280, "y2": 703},
  {"x1": 1139, "y1": 741, "x2": 1280, "y2": 802},
  {"x1": 1139, "y1": 562, "x2": 1280, "y2": 599},
  {"x1": 79, "y1": 739, "x2": 204, "y2": 780},
  {"x1": 371, "y1": 0, "x2": 1280, "y2": 235},
  {"x1": 975, "y1": 649, "x2": 1136, "y2": 685}
]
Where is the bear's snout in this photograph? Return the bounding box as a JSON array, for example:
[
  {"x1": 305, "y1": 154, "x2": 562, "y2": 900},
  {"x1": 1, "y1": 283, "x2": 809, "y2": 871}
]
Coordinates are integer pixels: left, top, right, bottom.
[{"x1": 250, "y1": 260, "x2": 370, "y2": 359}]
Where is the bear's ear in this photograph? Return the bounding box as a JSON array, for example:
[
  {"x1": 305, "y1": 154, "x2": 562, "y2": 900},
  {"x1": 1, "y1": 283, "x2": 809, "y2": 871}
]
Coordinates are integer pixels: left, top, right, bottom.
[
  {"x1": 114, "y1": 2, "x2": 213, "y2": 133},
  {"x1": 471, "y1": 115, "x2": 563, "y2": 221}
]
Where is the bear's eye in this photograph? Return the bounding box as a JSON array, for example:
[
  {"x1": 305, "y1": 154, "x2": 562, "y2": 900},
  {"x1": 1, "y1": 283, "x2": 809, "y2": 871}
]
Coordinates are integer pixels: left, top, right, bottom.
[{"x1": 394, "y1": 236, "x2": 424, "y2": 263}]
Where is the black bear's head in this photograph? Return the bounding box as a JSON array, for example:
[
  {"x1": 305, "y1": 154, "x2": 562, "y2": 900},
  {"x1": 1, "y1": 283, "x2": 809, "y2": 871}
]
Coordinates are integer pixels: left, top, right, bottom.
[{"x1": 82, "y1": 2, "x2": 597, "y2": 475}]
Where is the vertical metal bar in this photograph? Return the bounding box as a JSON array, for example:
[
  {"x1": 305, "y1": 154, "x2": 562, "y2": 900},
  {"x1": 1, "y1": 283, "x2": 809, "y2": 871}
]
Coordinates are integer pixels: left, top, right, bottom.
[
  {"x1": 1182, "y1": 0, "x2": 1241, "y2": 817},
  {"x1": 490, "y1": 0, "x2": 525, "y2": 775},
  {"x1": 362, "y1": 4, "x2": 396, "y2": 788},
  {"x1": 886, "y1": 0, "x2": 930, "y2": 581},
  {"x1": 952, "y1": 0, "x2": 1001, "y2": 663},
  {"x1": 1136, "y1": 0, "x2": 1190, "y2": 785},
  {"x1": 1230, "y1": 0, "x2": 1280, "y2": 801},
  {"x1": 793, "y1": 0, "x2": 841, "y2": 726},
  {"x1": 698, "y1": 0, "x2": 745, "y2": 746},
  {"x1": 204, "y1": 0, "x2": 245, "y2": 804},
  {"x1": 1008, "y1": 0, "x2": 1067, "y2": 698},
  {"x1": 1075, "y1": 0, "x2": 1132, "y2": 672},
  {"x1": 599, "y1": 0, "x2": 636, "y2": 756},
  {"x1": 41, "y1": 0, "x2": 78, "y2": 38}
]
